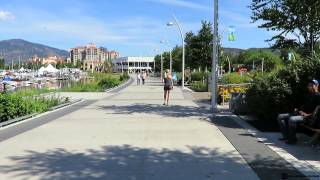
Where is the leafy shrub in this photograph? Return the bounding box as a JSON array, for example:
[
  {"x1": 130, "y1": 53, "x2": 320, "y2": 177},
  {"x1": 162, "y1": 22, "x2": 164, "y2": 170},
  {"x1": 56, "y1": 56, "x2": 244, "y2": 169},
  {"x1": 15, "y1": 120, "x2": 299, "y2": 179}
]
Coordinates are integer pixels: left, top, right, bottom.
[
  {"x1": 220, "y1": 72, "x2": 252, "y2": 84},
  {"x1": 0, "y1": 92, "x2": 63, "y2": 122},
  {"x1": 98, "y1": 77, "x2": 121, "y2": 89},
  {"x1": 191, "y1": 72, "x2": 210, "y2": 81},
  {"x1": 245, "y1": 57, "x2": 320, "y2": 121},
  {"x1": 190, "y1": 81, "x2": 208, "y2": 92},
  {"x1": 245, "y1": 73, "x2": 292, "y2": 120},
  {"x1": 120, "y1": 73, "x2": 130, "y2": 82},
  {"x1": 62, "y1": 73, "x2": 124, "y2": 92}
]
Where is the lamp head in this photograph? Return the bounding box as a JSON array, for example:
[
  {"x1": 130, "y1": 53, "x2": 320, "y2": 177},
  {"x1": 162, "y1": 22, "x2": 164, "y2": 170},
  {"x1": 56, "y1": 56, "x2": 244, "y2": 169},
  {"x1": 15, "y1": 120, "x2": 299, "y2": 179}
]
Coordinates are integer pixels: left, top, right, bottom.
[{"x1": 167, "y1": 22, "x2": 174, "y2": 26}]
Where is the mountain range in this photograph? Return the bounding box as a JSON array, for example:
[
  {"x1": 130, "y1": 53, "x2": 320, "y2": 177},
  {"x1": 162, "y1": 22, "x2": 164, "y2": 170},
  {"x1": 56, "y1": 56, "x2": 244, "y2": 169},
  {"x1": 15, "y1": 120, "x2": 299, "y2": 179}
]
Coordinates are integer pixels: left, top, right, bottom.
[
  {"x1": 0, "y1": 39, "x2": 277, "y2": 64},
  {"x1": 0, "y1": 39, "x2": 69, "y2": 64}
]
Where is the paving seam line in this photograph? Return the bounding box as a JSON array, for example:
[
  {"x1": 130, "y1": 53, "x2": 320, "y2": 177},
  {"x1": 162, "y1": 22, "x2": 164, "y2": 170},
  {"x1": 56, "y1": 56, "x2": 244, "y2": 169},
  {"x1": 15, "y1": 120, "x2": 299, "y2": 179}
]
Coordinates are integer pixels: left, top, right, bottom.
[
  {"x1": 0, "y1": 99, "x2": 85, "y2": 131},
  {"x1": 230, "y1": 114, "x2": 320, "y2": 178}
]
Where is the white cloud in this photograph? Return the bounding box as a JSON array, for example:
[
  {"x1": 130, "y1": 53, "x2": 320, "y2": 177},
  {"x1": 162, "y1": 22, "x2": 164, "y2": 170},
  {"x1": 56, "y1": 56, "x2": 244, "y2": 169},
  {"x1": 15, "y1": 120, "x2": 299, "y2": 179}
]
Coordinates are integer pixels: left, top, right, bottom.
[
  {"x1": 220, "y1": 9, "x2": 256, "y2": 29},
  {"x1": 145, "y1": 0, "x2": 211, "y2": 11},
  {"x1": 0, "y1": 10, "x2": 15, "y2": 21}
]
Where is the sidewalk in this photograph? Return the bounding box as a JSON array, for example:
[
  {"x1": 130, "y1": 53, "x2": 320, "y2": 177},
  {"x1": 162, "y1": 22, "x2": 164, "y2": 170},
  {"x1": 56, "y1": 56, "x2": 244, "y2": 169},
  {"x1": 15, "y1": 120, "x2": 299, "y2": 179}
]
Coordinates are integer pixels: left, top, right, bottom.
[{"x1": 0, "y1": 77, "x2": 258, "y2": 180}]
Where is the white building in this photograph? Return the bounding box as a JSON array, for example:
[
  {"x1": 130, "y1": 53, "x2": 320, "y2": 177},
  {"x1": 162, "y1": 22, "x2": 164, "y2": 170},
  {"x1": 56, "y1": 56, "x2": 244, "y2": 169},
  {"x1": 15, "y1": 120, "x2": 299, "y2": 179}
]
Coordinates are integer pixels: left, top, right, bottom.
[{"x1": 112, "y1": 56, "x2": 154, "y2": 73}]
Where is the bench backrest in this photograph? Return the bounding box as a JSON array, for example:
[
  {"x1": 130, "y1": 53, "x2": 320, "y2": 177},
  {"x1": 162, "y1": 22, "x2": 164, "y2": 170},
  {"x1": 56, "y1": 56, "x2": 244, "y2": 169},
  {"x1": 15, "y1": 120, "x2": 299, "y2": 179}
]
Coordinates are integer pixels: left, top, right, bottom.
[{"x1": 311, "y1": 105, "x2": 320, "y2": 128}]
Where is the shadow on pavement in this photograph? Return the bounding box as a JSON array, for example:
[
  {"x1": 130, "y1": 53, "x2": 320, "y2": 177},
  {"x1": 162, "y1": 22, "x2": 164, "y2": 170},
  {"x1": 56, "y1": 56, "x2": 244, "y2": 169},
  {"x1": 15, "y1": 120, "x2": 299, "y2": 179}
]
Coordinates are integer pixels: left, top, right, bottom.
[
  {"x1": 99, "y1": 104, "x2": 212, "y2": 118},
  {"x1": 0, "y1": 145, "x2": 250, "y2": 180}
]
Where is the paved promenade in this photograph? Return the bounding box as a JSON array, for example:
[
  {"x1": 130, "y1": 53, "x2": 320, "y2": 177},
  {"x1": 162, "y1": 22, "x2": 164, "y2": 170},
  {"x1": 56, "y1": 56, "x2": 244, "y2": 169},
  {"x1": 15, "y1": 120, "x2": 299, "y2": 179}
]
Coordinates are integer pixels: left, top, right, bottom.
[{"x1": 0, "y1": 77, "x2": 259, "y2": 180}]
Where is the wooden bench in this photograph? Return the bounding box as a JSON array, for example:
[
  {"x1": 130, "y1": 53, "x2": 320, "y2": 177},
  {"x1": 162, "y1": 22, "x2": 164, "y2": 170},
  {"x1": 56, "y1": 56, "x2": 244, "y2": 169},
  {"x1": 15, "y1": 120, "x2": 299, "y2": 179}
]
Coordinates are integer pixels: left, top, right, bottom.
[{"x1": 300, "y1": 124, "x2": 320, "y2": 144}]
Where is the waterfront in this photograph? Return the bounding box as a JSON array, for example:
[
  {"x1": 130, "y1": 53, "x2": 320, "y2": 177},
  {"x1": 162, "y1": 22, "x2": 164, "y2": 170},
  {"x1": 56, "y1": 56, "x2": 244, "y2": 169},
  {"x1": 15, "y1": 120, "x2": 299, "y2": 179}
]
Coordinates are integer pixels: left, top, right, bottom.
[{"x1": 0, "y1": 66, "x2": 87, "y2": 93}]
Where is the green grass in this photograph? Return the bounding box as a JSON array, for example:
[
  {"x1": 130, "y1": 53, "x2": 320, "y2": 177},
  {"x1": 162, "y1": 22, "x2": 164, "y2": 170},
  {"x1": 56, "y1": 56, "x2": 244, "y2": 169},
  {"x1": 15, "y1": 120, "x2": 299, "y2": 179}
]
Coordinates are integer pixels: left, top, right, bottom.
[
  {"x1": 60, "y1": 72, "x2": 129, "y2": 92},
  {"x1": 0, "y1": 72, "x2": 131, "y2": 122}
]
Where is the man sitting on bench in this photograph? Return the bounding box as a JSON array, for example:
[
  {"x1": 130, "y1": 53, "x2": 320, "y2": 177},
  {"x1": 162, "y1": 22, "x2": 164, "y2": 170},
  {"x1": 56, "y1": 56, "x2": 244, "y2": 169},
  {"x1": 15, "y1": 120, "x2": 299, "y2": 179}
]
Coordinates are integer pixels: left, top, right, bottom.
[{"x1": 277, "y1": 80, "x2": 320, "y2": 144}]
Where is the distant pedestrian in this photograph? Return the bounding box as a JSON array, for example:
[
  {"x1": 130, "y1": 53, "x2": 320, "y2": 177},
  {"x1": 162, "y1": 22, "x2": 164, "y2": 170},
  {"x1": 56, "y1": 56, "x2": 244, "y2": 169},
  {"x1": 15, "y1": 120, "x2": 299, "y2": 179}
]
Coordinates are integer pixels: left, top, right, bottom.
[
  {"x1": 137, "y1": 71, "x2": 141, "y2": 85},
  {"x1": 142, "y1": 71, "x2": 147, "y2": 85},
  {"x1": 163, "y1": 69, "x2": 173, "y2": 106}
]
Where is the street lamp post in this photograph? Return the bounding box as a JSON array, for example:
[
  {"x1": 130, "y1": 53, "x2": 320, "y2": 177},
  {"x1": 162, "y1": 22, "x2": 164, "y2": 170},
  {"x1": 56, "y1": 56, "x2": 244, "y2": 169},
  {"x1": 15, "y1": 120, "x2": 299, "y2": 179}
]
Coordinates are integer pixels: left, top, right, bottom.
[
  {"x1": 167, "y1": 15, "x2": 185, "y2": 88},
  {"x1": 212, "y1": 0, "x2": 219, "y2": 111}
]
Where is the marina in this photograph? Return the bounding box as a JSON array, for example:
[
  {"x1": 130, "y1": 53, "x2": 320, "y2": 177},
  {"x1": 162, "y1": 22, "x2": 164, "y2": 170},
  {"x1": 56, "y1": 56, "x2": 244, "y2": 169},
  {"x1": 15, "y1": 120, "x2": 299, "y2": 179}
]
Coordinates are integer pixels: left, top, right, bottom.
[{"x1": 0, "y1": 65, "x2": 87, "y2": 92}]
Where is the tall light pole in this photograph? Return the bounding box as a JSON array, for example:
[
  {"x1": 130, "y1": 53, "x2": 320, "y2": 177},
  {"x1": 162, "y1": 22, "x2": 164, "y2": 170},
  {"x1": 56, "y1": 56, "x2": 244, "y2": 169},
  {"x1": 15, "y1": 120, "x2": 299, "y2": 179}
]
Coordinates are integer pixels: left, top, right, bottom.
[
  {"x1": 160, "y1": 40, "x2": 173, "y2": 73},
  {"x1": 212, "y1": 0, "x2": 219, "y2": 111},
  {"x1": 167, "y1": 15, "x2": 185, "y2": 88}
]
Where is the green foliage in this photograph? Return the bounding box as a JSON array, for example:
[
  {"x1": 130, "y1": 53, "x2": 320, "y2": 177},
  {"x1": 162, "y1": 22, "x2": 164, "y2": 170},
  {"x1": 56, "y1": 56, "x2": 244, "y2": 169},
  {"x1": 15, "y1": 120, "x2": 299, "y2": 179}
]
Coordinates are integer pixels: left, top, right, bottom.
[
  {"x1": 245, "y1": 57, "x2": 320, "y2": 121},
  {"x1": 0, "y1": 91, "x2": 63, "y2": 122},
  {"x1": 237, "y1": 49, "x2": 283, "y2": 72},
  {"x1": 190, "y1": 81, "x2": 208, "y2": 92},
  {"x1": 185, "y1": 21, "x2": 213, "y2": 71},
  {"x1": 191, "y1": 71, "x2": 210, "y2": 81},
  {"x1": 250, "y1": 0, "x2": 320, "y2": 56},
  {"x1": 61, "y1": 73, "x2": 125, "y2": 92},
  {"x1": 98, "y1": 77, "x2": 121, "y2": 89},
  {"x1": 154, "y1": 46, "x2": 182, "y2": 73},
  {"x1": 246, "y1": 73, "x2": 292, "y2": 120},
  {"x1": 220, "y1": 73, "x2": 252, "y2": 84},
  {"x1": 120, "y1": 73, "x2": 130, "y2": 82}
]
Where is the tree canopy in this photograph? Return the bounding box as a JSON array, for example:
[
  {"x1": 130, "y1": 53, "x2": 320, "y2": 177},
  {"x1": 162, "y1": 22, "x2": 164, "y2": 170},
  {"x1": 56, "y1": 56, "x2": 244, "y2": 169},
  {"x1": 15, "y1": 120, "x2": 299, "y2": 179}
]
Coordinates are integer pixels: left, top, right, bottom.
[
  {"x1": 185, "y1": 21, "x2": 213, "y2": 71},
  {"x1": 250, "y1": 0, "x2": 320, "y2": 56}
]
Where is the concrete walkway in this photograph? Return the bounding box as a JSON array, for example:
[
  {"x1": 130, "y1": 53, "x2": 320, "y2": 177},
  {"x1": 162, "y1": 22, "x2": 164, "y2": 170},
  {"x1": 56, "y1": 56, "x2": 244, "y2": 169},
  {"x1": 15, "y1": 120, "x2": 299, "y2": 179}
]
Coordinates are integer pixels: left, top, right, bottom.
[{"x1": 0, "y1": 77, "x2": 259, "y2": 180}]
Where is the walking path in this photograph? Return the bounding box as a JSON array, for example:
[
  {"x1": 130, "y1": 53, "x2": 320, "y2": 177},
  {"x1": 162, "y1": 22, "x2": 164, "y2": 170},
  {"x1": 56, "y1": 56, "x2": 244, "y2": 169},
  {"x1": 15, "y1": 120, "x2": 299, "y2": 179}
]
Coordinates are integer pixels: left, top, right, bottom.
[
  {"x1": 0, "y1": 77, "x2": 260, "y2": 180},
  {"x1": 3, "y1": 76, "x2": 313, "y2": 179}
]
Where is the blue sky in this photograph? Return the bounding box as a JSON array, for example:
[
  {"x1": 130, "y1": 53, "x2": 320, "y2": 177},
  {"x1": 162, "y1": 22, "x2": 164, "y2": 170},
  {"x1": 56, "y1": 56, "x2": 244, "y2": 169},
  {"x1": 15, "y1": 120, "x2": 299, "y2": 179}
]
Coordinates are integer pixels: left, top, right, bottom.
[{"x1": 0, "y1": 0, "x2": 272, "y2": 56}]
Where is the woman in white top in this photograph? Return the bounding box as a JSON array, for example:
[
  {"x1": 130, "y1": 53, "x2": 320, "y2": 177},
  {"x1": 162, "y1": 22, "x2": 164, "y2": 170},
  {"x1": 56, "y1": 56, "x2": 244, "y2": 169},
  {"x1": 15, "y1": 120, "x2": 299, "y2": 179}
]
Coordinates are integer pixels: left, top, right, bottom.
[{"x1": 136, "y1": 71, "x2": 141, "y2": 85}]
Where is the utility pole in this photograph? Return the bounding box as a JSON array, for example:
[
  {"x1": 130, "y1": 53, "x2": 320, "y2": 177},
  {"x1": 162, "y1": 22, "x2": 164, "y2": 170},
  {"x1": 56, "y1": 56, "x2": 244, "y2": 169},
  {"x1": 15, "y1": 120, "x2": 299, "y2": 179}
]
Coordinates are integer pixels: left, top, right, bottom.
[{"x1": 211, "y1": 0, "x2": 219, "y2": 111}]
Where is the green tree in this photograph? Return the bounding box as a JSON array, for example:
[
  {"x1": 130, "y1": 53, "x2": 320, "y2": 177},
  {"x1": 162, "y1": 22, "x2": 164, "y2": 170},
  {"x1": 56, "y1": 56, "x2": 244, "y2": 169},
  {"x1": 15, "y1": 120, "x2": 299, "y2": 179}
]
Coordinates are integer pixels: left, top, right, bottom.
[
  {"x1": 237, "y1": 50, "x2": 282, "y2": 72},
  {"x1": 185, "y1": 21, "x2": 213, "y2": 71},
  {"x1": 172, "y1": 46, "x2": 182, "y2": 72},
  {"x1": 251, "y1": 0, "x2": 320, "y2": 56},
  {"x1": 154, "y1": 46, "x2": 182, "y2": 73}
]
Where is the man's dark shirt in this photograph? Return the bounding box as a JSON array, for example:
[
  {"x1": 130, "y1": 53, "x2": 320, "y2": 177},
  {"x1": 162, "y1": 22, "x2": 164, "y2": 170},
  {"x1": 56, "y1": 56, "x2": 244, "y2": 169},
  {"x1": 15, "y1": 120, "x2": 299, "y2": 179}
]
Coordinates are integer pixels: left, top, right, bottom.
[{"x1": 302, "y1": 92, "x2": 320, "y2": 114}]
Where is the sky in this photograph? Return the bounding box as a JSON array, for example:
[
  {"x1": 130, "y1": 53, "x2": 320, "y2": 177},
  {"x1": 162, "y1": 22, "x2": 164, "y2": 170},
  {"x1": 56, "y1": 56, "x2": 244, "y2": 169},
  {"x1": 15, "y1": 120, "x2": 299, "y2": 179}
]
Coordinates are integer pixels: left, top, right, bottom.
[{"x1": 0, "y1": 0, "x2": 272, "y2": 56}]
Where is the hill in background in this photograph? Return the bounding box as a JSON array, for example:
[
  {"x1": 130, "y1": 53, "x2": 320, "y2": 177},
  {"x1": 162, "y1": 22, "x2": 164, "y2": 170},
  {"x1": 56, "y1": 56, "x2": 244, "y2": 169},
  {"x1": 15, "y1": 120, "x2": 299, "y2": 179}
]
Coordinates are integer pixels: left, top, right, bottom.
[{"x1": 0, "y1": 39, "x2": 68, "y2": 64}]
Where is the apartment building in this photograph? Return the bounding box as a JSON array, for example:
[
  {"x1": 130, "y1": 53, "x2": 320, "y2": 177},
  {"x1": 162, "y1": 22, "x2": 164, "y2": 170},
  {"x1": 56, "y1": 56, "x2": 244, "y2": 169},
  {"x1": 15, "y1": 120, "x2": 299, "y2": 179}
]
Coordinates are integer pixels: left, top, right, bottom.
[{"x1": 70, "y1": 43, "x2": 119, "y2": 71}]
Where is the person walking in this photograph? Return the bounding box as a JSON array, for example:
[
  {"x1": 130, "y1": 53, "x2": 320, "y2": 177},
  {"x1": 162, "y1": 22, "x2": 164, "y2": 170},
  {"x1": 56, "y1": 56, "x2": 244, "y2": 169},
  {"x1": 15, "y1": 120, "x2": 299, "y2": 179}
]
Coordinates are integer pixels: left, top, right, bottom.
[
  {"x1": 163, "y1": 69, "x2": 173, "y2": 106},
  {"x1": 142, "y1": 71, "x2": 147, "y2": 85},
  {"x1": 136, "y1": 71, "x2": 141, "y2": 86}
]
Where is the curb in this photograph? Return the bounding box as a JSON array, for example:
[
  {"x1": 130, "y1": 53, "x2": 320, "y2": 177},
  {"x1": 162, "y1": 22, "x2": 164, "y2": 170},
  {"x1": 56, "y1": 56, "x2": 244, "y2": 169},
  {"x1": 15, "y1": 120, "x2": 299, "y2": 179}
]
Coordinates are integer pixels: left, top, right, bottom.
[
  {"x1": 229, "y1": 112, "x2": 320, "y2": 178},
  {"x1": 0, "y1": 113, "x2": 38, "y2": 128},
  {"x1": 182, "y1": 86, "x2": 195, "y2": 93},
  {"x1": 48, "y1": 99, "x2": 82, "y2": 111},
  {"x1": 105, "y1": 77, "x2": 133, "y2": 93}
]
